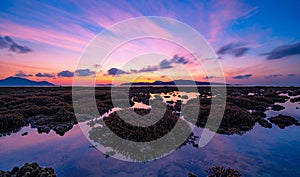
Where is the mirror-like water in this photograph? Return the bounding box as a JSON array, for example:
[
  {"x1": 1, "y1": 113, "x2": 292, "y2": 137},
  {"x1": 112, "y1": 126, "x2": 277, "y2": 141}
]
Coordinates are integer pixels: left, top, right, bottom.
[{"x1": 0, "y1": 92, "x2": 299, "y2": 177}]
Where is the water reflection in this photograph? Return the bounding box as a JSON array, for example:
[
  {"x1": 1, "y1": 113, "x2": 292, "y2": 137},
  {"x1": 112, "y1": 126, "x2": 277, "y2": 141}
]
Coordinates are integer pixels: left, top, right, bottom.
[{"x1": 1, "y1": 88, "x2": 300, "y2": 176}]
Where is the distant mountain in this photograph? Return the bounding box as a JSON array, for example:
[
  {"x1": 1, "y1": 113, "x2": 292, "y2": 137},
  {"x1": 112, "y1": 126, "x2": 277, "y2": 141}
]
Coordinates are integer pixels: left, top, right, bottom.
[
  {"x1": 0, "y1": 77, "x2": 55, "y2": 86},
  {"x1": 96, "y1": 83, "x2": 113, "y2": 87},
  {"x1": 121, "y1": 79, "x2": 227, "y2": 86}
]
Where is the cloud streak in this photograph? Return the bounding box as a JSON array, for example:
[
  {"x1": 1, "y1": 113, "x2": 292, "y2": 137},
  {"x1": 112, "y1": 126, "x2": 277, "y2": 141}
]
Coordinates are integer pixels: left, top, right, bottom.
[
  {"x1": 288, "y1": 74, "x2": 296, "y2": 77},
  {"x1": 75, "y1": 69, "x2": 96, "y2": 77},
  {"x1": 0, "y1": 34, "x2": 32, "y2": 53},
  {"x1": 217, "y1": 43, "x2": 250, "y2": 58},
  {"x1": 15, "y1": 71, "x2": 33, "y2": 77},
  {"x1": 106, "y1": 55, "x2": 190, "y2": 76},
  {"x1": 35, "y1": 72, "x2": 55, "y2": 78},
  {"x1": 262, "y1": 42, "x2": 300, "y2": 60},
  {"x1": 265, "y1": 74, "x2": 283, "y2": 79},
  {"x1": 106, "y1": 68, "x2": 130, "y2": 76},
  {"x1": 232, "y1": 74, "x2": 252, "y2": 79},
  {"x1": 57, "y1": 70, "x2": 74, "y2": 77}
]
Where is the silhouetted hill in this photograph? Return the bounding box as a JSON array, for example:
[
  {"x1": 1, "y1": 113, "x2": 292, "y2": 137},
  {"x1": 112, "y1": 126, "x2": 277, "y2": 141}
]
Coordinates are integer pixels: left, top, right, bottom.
[
  {"x1": 0, "y1": 77, "x2": 55, "y2": 86},
  {"x1": 121, "y1": 79, "x2": 227, "y2": 86}
]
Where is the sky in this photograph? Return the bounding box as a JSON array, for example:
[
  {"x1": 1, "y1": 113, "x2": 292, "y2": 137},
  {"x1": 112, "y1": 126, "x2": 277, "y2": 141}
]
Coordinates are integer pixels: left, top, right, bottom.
[{"x1": 0, "y1": 0, "x2": 300, "y2": 86}]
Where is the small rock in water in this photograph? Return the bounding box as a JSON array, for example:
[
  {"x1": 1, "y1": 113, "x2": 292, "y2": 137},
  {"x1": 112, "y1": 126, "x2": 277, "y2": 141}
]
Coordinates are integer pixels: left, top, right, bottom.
[
  {"x1": 181, "y1": 95, "x2": 189, "y2": 99},
  {"x1": 188, "y1": 172, "x2": 197, "y2": 177},
  {"x1": 268, "y1": 114, "x2": 300, "y2": 129},
  {"x1": 0, "y1": 107, "x2": 8, "y2": 111},
  {"x1": 271, "y1": 104, "x2": 285, "y2": 111},
  {"x1": 21, "y1": 132, "x2": 28, "y2": 136},
  {"x1": 258, "y1": 119, "x2": 272, "y2": 128}
]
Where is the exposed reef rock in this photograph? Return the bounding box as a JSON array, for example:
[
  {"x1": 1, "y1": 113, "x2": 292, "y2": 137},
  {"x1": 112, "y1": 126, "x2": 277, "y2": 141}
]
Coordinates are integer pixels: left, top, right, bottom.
[
  {"x1": 268, "y1": 114, "x2": 300, "y2": 129},
  {"x1": 0, "y1": 162, "x2": 56, "y2": 177},
  {"x1": 271, "y1": 104, "x2": 285, "y2": 111},
  {"x1": 187, "y1": 166, "x2": 242, "y2": 177}
]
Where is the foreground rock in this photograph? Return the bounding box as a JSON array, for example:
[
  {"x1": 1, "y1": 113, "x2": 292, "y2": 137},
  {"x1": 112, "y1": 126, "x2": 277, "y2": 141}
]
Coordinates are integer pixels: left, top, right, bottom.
[
  {"x1": 183, "y1": 100, "x2": 255, "y2": 135},
  {"x1": 188, "y1": 166, "x2": 242, "y2": 177},
  {"x1": 0, "y1": 162, "x2": 56, "y2": 177},
  {"x1": 89, "y1": 108, "x2": 192, "y2": 161},
  {"x1": 268, "y1": 114, "x2": 300, "y2": 129},
  {"x1": 28, "y1": 109, "x2": 76, "y2": 136},
  {"x1": 271, "y1": 104, "x2": 285, "y2": 111},
  {"x1": 0, "y1": 113, "x2": 27, "y2": 136},
  {"x1": 258, "y1": 119, "x2": 272, "y2": 128},
  {"x1": 206, "y1": 166, "x2": 242, "y2": 177},
  {"x1": 290, "y1": 96, "x2": 300, "y2": 102}
]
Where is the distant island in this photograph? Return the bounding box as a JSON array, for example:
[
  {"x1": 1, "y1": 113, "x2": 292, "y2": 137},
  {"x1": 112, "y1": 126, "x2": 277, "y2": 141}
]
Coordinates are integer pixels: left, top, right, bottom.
[
  {"x1": 121, "y1": 79, "x2": 228, "y2": 86},
  {"x1": 0, "y1": 77, "x2": 55, "y2": 86}
]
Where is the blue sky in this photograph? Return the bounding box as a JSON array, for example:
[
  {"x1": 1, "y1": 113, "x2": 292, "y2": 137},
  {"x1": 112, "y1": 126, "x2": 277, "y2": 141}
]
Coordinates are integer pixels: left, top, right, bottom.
[{"x1": 0, "y1": 0, "x2": 299, "y2": 85}]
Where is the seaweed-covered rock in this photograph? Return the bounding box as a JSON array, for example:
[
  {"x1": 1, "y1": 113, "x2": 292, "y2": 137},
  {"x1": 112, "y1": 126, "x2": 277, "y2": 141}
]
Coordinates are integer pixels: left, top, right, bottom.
[
  {"x1": 251, "y1": 111, "x2": 267, "y2": 120},
  {"x1": 187, "y1": 172, "x2": 197, "y2": 177},
  {"x1": 258, "y1": 119, "x2": 272, "y2": 128},
  {"x1": 206, "y1": 166, "x2": 242, "y2": 177},
  {"x1": 0, "y1": 162, "x2": 56, "y2": 177},
  {"x1": 53, "y1": 109, "x2": 75, "y2": 122},
  {"x1": 271, "y1": 104, "x2": 285, "y2": 111},
  {"x1": 268, "y1": 114, "x2": 300, "y2": 129},
  {"x1": 290, "y1": 96, "x2": 300, "y2": 103},
  {"x1": 0, "y1": 113, "x2": 27, "y2": 135},
  {"x1": 183, "y1": 99, "x2": 255, "y2": 135}
]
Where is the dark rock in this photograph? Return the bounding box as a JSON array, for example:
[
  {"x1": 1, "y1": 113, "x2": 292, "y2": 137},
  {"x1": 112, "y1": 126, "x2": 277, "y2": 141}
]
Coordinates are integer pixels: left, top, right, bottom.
[
  {"x1": 183, "y1": 101, "x2": 255, "y2": 135},
  {"x1": 27, "y1": 111, "x2": 76, "y2": 136},
  {"x1": 166, "y1": 100, "x2": 174, "y2": 104},
  {"x1": 0, "y1": 113, "x2": 27, "y2": 136},
  {"x1": 0, "y1": 162, "x2": 56, "y2": 177},
  {"x1": 258, "y1": 119, "x2": 272, "y2": 128},
  {"x1": 21, "y1": 132, "x2": 28, "y2": 136},
  {"x1": 0, "y1": 107, "x2": 8, "y2": 111},
  {"x1": 251, "y1": 111, "x2": 267, "y2": 120},
  {"x1": 268, "y1": 114, "x2": 300, "y2": 129},
  {"x1": 188, "y1": 172, "x2": 197, "y2": 177},
  {"x1": 271, "y1": 104, "x2": 285, "y2": 111},
  {"x1": 181, "y1": 95, "x2": 189, "y2": 99},
  {"x1": 290, "y1": 96, "x2": 300, "y2": 103},
  {"x1": 53, "y1": 109, "x2": 75, "y2": 122},
  {"x1": 206, "y1": 166, "x2": 241, "y2": 177}
]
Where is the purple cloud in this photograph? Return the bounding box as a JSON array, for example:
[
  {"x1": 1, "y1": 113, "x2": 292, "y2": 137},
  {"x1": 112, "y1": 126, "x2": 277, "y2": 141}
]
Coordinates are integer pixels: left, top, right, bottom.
[
  {"x1": 217, "y1": 43, "x2": 250, "y2": 58},
  {"x1": 36, "y1": 72, "x2": 55, "y2": 78},
  {"x1": 265, "y1": 74, "x2": 283, "y2": 79},
  {"x1": 262, "y1": 42, "x2": 300, "y2": 60},
  {"x1": 138, "y1": 66, "x2": 160, "y2": 73},
  {"x1": 57, "y1": 70, "x2": 74, "y2": 77},
  {"x1": 204, "y1": 76, "x2": 218, "y2": 79},
  {"x1": 107, "y1": 68, "x2": 129, "y2": 76},
  {"x1": 0, "y1": 34, "x2": 32, "y2": 54},
  {"x1": 75, "y1": 69, "x2": 96, "y2": 76},
  {"x1": 232, "y1": 74, "x2": 252, "y2": 79},
  {"x1": 15, "y1": 71, "x2": 33, "y2": 77}
]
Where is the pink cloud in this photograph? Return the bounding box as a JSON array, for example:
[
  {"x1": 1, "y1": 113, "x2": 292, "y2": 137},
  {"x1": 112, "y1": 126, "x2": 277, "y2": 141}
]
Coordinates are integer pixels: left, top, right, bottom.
[
  {"x1": 208, "y1": 0, "x2": 258, "y2": 43},
  {"x1": 0, "y1": 19, "x2": 93, "y2": 52}
]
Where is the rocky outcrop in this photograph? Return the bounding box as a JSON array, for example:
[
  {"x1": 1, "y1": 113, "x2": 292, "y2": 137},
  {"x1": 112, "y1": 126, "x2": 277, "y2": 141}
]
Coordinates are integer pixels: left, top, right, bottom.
[
  {"x1": 28, "y1": 109, "x2": 76, "y2": 136},
  {"x1": 268, "y1": 114, "x2": 300, "y2": 129},
  {"x1": 0, "y1": 162, "x2": 56, "y2": 177},
  {"x1": 271, "y1": 104, "x2": 285, "y2": 111},
  {"x1": 206, "y1": 166, "x2": 242, "y2": 177}
]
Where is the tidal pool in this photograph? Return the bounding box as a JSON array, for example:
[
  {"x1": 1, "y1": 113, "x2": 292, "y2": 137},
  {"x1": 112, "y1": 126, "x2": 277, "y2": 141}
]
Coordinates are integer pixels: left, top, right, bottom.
[{"x1": 0, "y1": 92, "x2": 299, "y2": 177}]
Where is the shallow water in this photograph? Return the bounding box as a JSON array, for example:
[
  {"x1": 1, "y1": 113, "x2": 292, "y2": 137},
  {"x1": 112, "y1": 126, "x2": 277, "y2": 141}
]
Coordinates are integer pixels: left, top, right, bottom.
[{"x1": 0, "y1": 93, "x2": 300, "y2": 177}]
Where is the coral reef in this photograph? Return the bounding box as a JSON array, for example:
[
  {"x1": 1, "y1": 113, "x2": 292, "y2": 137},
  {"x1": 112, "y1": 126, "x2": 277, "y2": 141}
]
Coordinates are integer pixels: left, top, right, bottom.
[{"x1": 0, "y1": 162, "x2": 56, "y2": 177}]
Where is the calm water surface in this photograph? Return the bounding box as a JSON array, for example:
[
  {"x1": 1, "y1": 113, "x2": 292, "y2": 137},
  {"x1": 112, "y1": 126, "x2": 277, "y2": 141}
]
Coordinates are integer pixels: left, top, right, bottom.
[{"x1": 0, "y1": 93, "x2": 299, "y2": 177}]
